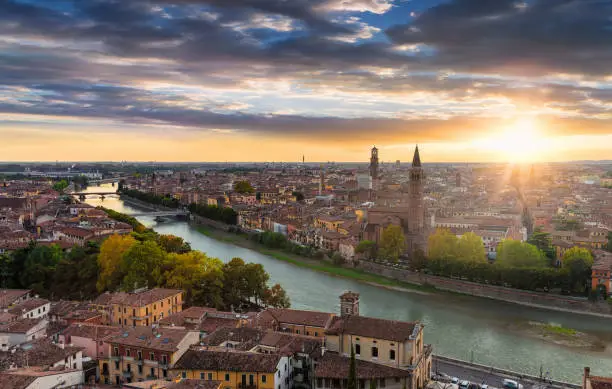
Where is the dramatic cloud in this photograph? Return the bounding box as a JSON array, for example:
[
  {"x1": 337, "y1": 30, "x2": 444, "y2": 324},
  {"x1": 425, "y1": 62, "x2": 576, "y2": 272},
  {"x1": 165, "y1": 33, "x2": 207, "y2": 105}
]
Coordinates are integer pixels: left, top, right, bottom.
[{"x1": 1, "y1": 0, "x2": 611, "y2": 161}]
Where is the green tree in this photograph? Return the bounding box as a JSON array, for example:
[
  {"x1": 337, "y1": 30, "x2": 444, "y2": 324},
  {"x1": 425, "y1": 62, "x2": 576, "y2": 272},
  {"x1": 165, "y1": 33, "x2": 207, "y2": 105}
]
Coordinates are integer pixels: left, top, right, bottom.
[
  {"x1": 457, "y1": 232, "x2": 486, "y2": 262},
  {"x1": 21, "y1": 245, "x2": 63, "y2": 296},
  {"x1": 355, "y1": 240, "x2": 377, "y2": 259},
  {"x1": 427, "y1": 228, "x2": 459, "y2": 261},
  {"x1": 120, "y1": 240, "x2": 166, "y2": 291},
  {"x1": 379, "y1": 225, "x2": 405, "y2": 262},
  {"x1": 527, "y1": 228, "x2": 555, "y2": 260},
  {"x1": 562, "y1": 247, "x2": 593, "y2": 293},
  {"x1": 52, "y1": 180, "x2": 69, "y2": 193},
  {"x1": 496, "y1": 240, "x2": 547, "y2": 268},
  {"x1": 263, "y1": 283, "x2": 291, "y2": 308},
  {"x1": 234, "y1": 180, "x2": 255, "y2": 194},
  {"x1": 331, "y1": 252, "x2": 345, "y2": 266},
  {"x1": 244, "y1": 263, "x2": 269, "y2": 305},
  {"x1": 347, "y1": 344, "x2": 357, "y2": 389},
  {"x1": 222, "y1": 257, "x2": 248, "y2": 310}
]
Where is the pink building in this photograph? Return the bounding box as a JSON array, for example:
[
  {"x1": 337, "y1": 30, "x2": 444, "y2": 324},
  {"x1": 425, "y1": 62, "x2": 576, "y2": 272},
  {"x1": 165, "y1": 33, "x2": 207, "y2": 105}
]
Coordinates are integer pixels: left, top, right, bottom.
[{"x1": 59, "y1": 323, "x2": 122, "y2": 360}]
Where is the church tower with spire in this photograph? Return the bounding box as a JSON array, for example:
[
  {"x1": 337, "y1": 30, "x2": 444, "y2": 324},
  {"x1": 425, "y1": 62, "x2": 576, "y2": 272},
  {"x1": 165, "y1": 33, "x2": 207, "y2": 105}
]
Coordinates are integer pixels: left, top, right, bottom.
[
  {"x1": 369, "y1": 146, "x2": 379, "y2": 180},
  {"x1": 407, "y1": 145, "x2": 425, "y2": 251}
]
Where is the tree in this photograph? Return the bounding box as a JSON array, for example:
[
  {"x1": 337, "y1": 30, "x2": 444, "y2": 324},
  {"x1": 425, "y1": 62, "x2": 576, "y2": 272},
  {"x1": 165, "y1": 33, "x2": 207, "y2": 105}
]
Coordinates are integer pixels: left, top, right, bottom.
[
  {"x1": 527, "y1": 228, "x2": 555, "y2": 260},
  {"x1": 159, "y1": 251, "x2": 224, "y2": 307},
  {"x1": 355, "y1": 240, "x2": 377, "y2": 259},
  {"x1": 222, "y1": 257, "x2": 248, "y2": 310},
  {"x1": 120, "y1": 240, "x2": 166, "y2": 291},
  {"x1": 331, "y1": 252, "x2": 345, "y2": 266},
  {"x1": 52, "y1": 180, "x2": 69, "y2": 193},
  {"x1": 409, "y1": 248, "x2": 427, "y2": 271},
  {"x1": 234, "y1": 180, "x2": 255, "y2": 194},
  {"x1": 562, "y1": 247, "x2": 593, "y2": 293},
  {"x1": 20, "y1": 245, "x2": 63, "y2": 296},
  {"x1": 158, "y1": 234, "x2": 191, "y2": 253},
  {"x1": 263, "y1": 283, "x2": 291, "y2": 308},
  {"x1": 379, "y1": 225, "x2": 405, "y2": 262},
  {"x1": 496, "y1": 240, "x2": 547, "y2": 268},
  {"x1": 97, "y1": 234, "x2": 136, "y2": 292},
  {"x1": 456, "y1": 232, "x2": 486, "y2": 262},
  {"x1": 347, "y1": 344, "x2": 357, "y2": 389},
  {"x1": 427, "y1": 228, "x2": 459, "y2": 261},
  {"x1": 292, "y1": 191, "x2": 305, "y2": 201}
]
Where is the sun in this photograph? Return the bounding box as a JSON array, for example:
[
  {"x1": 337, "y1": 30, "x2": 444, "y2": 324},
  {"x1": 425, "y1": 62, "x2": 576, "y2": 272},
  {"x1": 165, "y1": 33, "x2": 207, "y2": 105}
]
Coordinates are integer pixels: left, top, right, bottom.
[{"x1": 473, "y1": 117, "x2": 546, "y2": 163}]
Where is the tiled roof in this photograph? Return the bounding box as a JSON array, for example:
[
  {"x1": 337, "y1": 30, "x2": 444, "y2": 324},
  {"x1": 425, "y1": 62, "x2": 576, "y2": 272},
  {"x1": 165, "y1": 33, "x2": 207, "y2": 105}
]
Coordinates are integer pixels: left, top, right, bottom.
[
  {"x1": 204, "y1": 327, "x2": 265, "y2": 348},
  {"x1": 62, "y1": 323, "x2": 122, "y2": 341},
  {"x1": 125, "y1": 379, "x2": 222, "y2": 389},
  {"x1": 174, "y1": 350, "x2": 279, "y2": 373},
  {"x1": 315, "y1": 351, "x2": 411, "y2": 379},
  {"x1": 326, "y1": 315, "x2": 418, "y2": 342},
  {"x1": 106, "y1": 326, "x2": 191, "y2": 352},
  {"x1": 591, "y1": 376, "x2": 612, "y2": 389},
  {"x1": 0, "y1": 318, "x2": 45, "y2": 334},
  {"x1": 198, "y1": 317, "x2": 240, "y2": 334},
  {"x1": 115, "y1": 288, "x2": 183, "y2": 307},
  {"x1": 8, "y1": 298, "x2": 49, "y2": 315},
  {"x1": 0, "y1": 339, "x2": 82, "y2": 370},
  {"x1": 0, "y1": 289, "x2": 30, "y2": 309},
  {"x1": 268, "y1": 308, "x2": 334, "y2": 328},
  {"x1": 0, "y1": 374, "x2": 36, "y2": 389}
]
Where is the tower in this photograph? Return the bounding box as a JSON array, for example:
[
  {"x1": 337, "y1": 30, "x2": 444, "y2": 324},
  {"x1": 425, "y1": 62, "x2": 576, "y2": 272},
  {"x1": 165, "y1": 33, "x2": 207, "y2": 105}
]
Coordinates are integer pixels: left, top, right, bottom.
[
  {"x1": 408, "y1": 145, "x2": 425, "y2": 251},
  {"x1": 339, "y1": 291, "x2": 360, "y2": 317},
  {"x1": 319, "y1": 164, "x2": 324, "y2": 196},
  {"x1": 455, "y1": 171, "x2": 461, "y2": 187},
  {"x1": 369, "y1": 146, "x2": 379, "y2": 180}
]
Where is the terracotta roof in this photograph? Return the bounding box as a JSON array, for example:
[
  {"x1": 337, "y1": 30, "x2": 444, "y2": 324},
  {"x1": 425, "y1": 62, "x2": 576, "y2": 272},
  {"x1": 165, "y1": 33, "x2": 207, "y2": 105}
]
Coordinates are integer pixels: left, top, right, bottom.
[
  {"x1": 204, "y1": 327, "x2": 265, "y2": 348},
  {"x1": 106, "y1": 326, "x2": 191, "y2": 352},
  {"x1": 0, "y1": 339, "x2": 82, "y2": 370},
  {"x1": 198, "y1": 317, "x2": 240, "y2": 334},
  {"x1": 174, "y1": 350, "x2": 279, "y2": 373},
  {"x1": 591, "y1": 376, "x2": 612, "y2": 389},
  {"x1": 268, "y1": 308, "x2": 334, "y2": 328},
  {"x1": 62, "y1": 323, "x2": 122, "y2": 341},
  {"x1": 315, "y1": 351, "x2": 411, "y2": 379},
  {"x1": 0, "y1": 290, "x2": 30, "y2": 309},
  {"x1": 159, "y1": 306, "x2": 214, "y2": 328},
  {"x1": 114, "y1": 288, "x2": 183, "y2": 307},
  {"x1": 0, "y1": 318, "x2": 45, "y2": 334},
  {"x1": 0, "y1": 374, "x2": 36, "y2": 389},
  {"x1": 8, "y1": 298, "x2": 49, "y2": 315},
  {"x1": 326, "y1": 315, "x2": 418, "y2": 342},
  {"x1": 126, "y1": 379, "x2": 222, "y2": 389}
]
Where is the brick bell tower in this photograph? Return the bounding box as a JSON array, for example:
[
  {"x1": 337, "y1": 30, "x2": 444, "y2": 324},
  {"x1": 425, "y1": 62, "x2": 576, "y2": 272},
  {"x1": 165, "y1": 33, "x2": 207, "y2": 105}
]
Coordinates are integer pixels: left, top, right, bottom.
[
  {"x1": 339, "y1": 291, "x2": 360, "y2": 317},
  {"x1": 407, "y1": 145, "x2": 425, "y2": 251}
]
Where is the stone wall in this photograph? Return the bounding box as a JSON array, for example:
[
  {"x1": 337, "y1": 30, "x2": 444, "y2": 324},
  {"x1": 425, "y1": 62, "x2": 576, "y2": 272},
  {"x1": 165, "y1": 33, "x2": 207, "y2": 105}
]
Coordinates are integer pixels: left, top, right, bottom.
[
  {"x1": 355, "y1": 261, "x2": 612, "y2": 317},
  {"x1": 191, "y1": 215, "x2": 232, "y2": 232}
]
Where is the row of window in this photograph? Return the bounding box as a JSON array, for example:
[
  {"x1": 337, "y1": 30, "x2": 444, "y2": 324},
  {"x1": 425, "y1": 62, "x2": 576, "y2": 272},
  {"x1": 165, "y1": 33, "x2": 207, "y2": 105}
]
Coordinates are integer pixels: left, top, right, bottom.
[
  {"x1": 317, "y1": 378, "x2": 394, "y2": 388},
  {"x1": 113, "y1": 347, "x2": 168, "y2": 364},
  {"x1": 353, "y1": 344, "x2": 395, "y2": 360},
  {"x1": 180, "y1": 372, "x2": 269, "y2": 384},
  {"x1": 115, "y1": 362, "x2": 168, "y2": 378},
  {"x1": 117, "y1": 297, "x2": 180, "y2": 313}
]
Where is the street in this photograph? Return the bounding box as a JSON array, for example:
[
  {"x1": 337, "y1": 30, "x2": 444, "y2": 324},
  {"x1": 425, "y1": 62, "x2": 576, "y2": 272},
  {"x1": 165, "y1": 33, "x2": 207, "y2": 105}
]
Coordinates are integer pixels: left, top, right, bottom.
[{"x1": 432, "y1": 358, "x2": 578, "y2": 389}]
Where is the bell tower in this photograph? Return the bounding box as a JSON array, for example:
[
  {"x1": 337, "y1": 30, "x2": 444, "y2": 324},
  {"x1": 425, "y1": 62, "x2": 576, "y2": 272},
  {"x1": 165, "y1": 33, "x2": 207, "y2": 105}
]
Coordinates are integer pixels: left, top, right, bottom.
[
  {"x1": 369, "y1": 146, "x2": 379, "y2": 180},
  {"x1": 408, "y1": 145, "x2": 425, "y2": 250},
  {"x1": 340, "y1": 291, "x2": 360, "y2": 317}
]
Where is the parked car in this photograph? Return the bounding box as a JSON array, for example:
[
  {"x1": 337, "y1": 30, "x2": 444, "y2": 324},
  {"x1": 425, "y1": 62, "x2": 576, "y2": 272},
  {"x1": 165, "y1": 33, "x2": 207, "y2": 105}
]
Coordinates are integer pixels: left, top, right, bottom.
[
  {"x1": 459, "y1": 380, "x2": 470, "y2": 389},
  {"x1": 502, "y1": 379, "x2": 523, "y2": 389},
  {"x1": 452, "y1": 378, "x2": 460, "y2": 385},
  {"x1": 479, "y1": 384, "x2": 489, "y2": 389}
]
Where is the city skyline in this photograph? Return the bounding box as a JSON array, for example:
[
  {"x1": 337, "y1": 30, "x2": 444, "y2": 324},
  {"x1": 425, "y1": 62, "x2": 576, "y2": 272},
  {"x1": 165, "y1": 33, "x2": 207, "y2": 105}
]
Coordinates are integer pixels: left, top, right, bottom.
[{"x1": 2, "y1": 0, "x2": 612, "y2": 162}]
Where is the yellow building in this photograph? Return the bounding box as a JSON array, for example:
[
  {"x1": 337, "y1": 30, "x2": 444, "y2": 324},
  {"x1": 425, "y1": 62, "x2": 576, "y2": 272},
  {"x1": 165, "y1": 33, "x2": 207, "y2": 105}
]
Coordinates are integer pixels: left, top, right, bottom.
[
  {"x1": 324, "y1": 292, "x2": 432, "y2": 389},
  {"x1": 111, "y1": 288, "x2": 184, "y2": 327},
  {"x1": 172, "y1": 350, "x2": 289, "y2": 389},
  {"x1": 100, "y1": 326, "x2": 199, "y2": 386},
  {"x1": 314, "y1": 216, "x2": 345, "y2": 232}
]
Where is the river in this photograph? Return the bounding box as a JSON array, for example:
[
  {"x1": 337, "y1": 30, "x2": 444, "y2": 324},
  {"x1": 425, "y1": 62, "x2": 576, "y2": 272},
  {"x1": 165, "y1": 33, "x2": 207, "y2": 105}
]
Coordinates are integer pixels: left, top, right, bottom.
[{"x1": 83, "y1": 184, "x2": 612, "y2": 383}]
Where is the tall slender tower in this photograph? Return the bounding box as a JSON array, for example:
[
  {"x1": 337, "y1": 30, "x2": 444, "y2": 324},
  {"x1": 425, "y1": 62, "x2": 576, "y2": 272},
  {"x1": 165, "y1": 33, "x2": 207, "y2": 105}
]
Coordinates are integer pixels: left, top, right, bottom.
[
  {"x1": 369, "y1": 146, "x2": 379, "y2": 180},
  {"x1": 408, "y1": 145, "x2": 425, "y2": 251},
  {"x1": 319, "y1": 164, "x2": 324, "y2": 196}
]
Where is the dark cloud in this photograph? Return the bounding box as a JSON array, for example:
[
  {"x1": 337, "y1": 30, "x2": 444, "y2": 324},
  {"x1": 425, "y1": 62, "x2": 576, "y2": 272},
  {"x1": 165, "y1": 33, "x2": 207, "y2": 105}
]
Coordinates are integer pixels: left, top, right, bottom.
[{"x1": 386, "y1": 0, "x2": 612, "y2": 76}]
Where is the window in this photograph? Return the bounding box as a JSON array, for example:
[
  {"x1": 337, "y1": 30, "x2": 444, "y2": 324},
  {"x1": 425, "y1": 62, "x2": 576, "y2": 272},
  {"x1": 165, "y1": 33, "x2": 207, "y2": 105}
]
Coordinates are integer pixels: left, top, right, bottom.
[
  {"x1": 161, "y1": 355, "x2": 168, "y2": 365},
  {"x1": 201, "y1": 372, "x2": 205, "y2": 379},
  {"x1": 371, "y1": 347, "x2": 378, "y2": 358},
  {"x1": 208, "y1": 373, "x2": 213, "y2": 380},
  {"x1": 133, "y1": 309, "x2": 136, "y2": 316},
  {"x1": 395, "y1": 378, "x2": 400, "y2": 383},
  {"x1": 315, "y1": 332, "x2": 318, "y2": 337},
  {"x1": 124, "y1": 319, "x2": 127, "y2": 325},
  {"x1": 73, "y1": 363, "x2": 76, "y2": 369},
  {"x1": 379, "y1": 379, "x2": 386, "y2": 388},
  {"x1": 250, "y1": 374, "x2": 254, "y2": 385},
  {"x1": 389, "y1": 350, "x2": 395, "y2": 360},
  {"x1": 126, "y1": 349, "x2": 130, "y2": 357},
  {"x1": 262, "y1": 375, "x2": 267, "y2": 383},
  {"x1": 182, "y1": 372, "x2": 187, "y2": 379},
  {"x1": 355, "y1": 344, "x2": 361, "y2": 355},
  {"x1": 306, "y1": 331, "x2": 310, "y2": 336},
  {"x1": 163, "y1": 370, "x2": 168, "y2": 378},
  {"x1": 296, "y1": 330, "x2": 300, "y2": 334},
  {"x1": 360, "y1": 380, "x2": 365, "y2": 389},
  {"x1": 225, "y1": 374, "x2": 230, "y2": 382},
  {"x1": 124, "y1": 308, "x2": 127, "y2": 313},
  {"x1": 149, "y1": 352, "x2": 155, "y2": 361},
  {"x1": 115, "y1": 361, "x2": 119, "y2": 370},
  {"x1": 146, "y1": 307, "x2": 149, "y2": 315},
  {"x1": 138, "y1": 365, "x2": 143, "y2": 374},
  {"x1": 317, "y1": 378, "x2": 322, "y2": 387},
  {"x1": 150, "y1": 368, "x2": 155, "y2": 377},
  {"x1": 161, "y1": 301, "x2": 164, "y2": 307},
  {"x1": 153, "y1": 304, "x2": 156, "y2": 310}
]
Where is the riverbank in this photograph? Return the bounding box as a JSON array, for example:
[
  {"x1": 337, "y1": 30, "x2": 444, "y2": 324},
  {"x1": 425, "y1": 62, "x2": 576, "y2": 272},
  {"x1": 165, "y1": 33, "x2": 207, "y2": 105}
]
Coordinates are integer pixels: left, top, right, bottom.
[
  {"x1": 192, "y1": 223, "x2": 612, "y2": 319},
  {"x1": 193, "y1": 225, "x2": 433, "y2": 296}
]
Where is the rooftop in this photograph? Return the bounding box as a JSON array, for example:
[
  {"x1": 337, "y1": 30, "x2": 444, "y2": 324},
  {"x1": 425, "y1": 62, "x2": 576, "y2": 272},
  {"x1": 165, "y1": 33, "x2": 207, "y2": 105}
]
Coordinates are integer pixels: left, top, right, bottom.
[
  {"x1": 174, "y1": 350, "x2": 280, "y2": 373},
  {"x1": 326, "y1": 315, "x2": 419, "y2": 342},
  {"x1": 315, "y1": 351, "x2": 411, "y2": 379}
]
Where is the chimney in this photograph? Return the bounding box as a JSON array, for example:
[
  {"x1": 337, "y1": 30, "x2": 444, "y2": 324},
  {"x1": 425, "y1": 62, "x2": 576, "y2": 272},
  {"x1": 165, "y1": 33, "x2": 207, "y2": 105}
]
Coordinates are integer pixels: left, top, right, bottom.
[{"x1": 339, "y1": 291, "x2": 360, "y2": 317}]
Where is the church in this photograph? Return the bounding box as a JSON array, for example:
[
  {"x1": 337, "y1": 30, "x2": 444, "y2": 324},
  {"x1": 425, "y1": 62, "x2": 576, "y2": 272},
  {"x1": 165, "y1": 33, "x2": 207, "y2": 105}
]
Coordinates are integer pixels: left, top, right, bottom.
[{"x1": 362, "y1": 145, "x2": 427, "y2": 254}]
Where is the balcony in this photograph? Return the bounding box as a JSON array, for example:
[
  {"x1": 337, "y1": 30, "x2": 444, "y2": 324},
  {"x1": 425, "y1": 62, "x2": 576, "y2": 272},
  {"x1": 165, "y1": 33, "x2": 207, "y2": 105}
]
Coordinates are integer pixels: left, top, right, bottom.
[
  {"x1": 136, "y1": 358, "x2": 144, "y2": 365},
  {"x1": 238, "y1": 384, "x2": 257, "y2": 389},
  {"x1": 110, "y1": 355, "x2": 121, "y2": 361},
  {"x1": 144, "y1": 359, "x2": 158, "y2": 366},
  {"x1": 122, "y1": 371, "x2": 133, "y2": 378}
]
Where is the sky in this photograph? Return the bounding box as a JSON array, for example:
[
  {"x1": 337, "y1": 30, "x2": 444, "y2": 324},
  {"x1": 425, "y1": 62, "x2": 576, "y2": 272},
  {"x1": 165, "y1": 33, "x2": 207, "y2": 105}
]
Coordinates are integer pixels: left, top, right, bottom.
[{"x1": 1, "y1": 0, "x2": 612, "y2": 163}]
